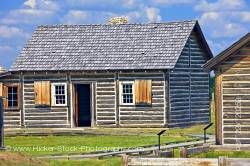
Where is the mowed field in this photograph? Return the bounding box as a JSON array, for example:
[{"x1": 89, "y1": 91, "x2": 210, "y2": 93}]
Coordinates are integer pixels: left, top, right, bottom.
[
  {"x1": 1, "y1": 85, "x2": 216, "y2": 166},
  {"x1": 0, "y1": 124, "x2": 213, "y2": 166}
]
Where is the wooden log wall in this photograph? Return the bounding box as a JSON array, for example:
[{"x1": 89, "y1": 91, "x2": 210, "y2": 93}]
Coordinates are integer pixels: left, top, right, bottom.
[
  {"x1": 23, "y1": 75, "x2": 69, "y2": 128},
  {"x1": 169, "y1": 33, "x2": 210, "y2": 127},
  {"x1": 1, "y1": 75, "x2": 21, "y2": 128},
  {"x1": 118, "y1": 72, "x2": 165, "y2": 127},
  {"x1": 219, "y1": 44, "x2": 250, "y2": 144},
  {"x1": 2, "y1": 72, "x2": 167, "y2": 128}
]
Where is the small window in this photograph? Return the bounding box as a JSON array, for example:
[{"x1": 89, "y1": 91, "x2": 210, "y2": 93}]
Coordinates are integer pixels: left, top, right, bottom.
[
  {"x1": 120, "y1": 82, "x2": 134, "y2": 105},
  {"x1": 52, "y1": 83, "x2": 67, "y2": 106},
  {"x1": 8, "y1": 86, "x2": 18, "y2": 108}
]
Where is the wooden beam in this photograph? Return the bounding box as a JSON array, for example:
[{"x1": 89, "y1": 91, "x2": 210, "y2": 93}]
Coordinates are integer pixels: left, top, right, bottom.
[
  {"x1": 67, "y1": 74, "x2": 72, "y2": 127},
  {"x1": 20, "y1": 73, "x2": 24, "y2": 127},
  {"x1": 115, "y1": 72, "x2": 119, "y2": 126},
  {"x1": 215, "y1": 72, "x2": 223, "y2": 145}
]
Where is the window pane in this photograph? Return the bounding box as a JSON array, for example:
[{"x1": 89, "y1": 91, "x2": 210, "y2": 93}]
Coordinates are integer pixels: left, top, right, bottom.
[
  {"x1": 7, "y1": 86, "x2": 18, "y2": 108},
  {"x1": 13, "y1": 101, "x2": 18, "y2": 107},
  {"x1": 54, "y1": 85, "x2": 66, "y2": 105},
  {"x1": 122, "y1": 83, "x2": 133, "y2": 104}
]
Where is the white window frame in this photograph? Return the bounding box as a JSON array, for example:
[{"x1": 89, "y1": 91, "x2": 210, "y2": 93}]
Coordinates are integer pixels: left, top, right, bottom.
[
  {"x1": 7, "y1": 86, "x2": 18, "y2": 108},
  {"x1": 119, "y1": 81, "x2": 135, "y2": 105},
  {"x1": 51, "y1": 83, "x2": 67, "y2": 106}
]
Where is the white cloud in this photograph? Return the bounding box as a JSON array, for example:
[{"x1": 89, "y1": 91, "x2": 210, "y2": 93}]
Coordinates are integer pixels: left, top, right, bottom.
[
  {"x1": 0, "y1": 25, "x2": 29, "y2": 38},
  {"x1": 195, "y1": 0, "x2": 245, "y2": 12},
  {"x1": 199, "y1": 12, "x2": 220, "y2": 24},
  {"x1": 145, "y1": 7, "x2": 161, "y2": 22},
  {"x1": 62, "y1": 5, "x2": 162, "y2": 24},
  {"x1": 239, "y1": 12, "x2": 250, "y2": 22},
  {"x1": 213, "y1": 23, "x2": 247, "y2": 38},
  {"x1": 62, "y1": 10, "x2": 116, "y2": 24},
  {"x1": 1, "y1": 9, "x2": 56, "y2": 25},
  {"x1": 1, "y1": 0, "x2": 60, "y2": 25},
  {"x1": 195, "y1": 0, "x2": 249, "y2": 40},
  {"x1": 24, "y1": 0, "x2": 59, "y2": 11},
  {"x1": 152, "y1": 0, "x2": 195, "y2": 5},
  {"x1": 66, "y1": 0, "x2": 125, "y2": 9},
  {"x1": 0, "y1": 45, "x2": 19, "y2": 69},
  {"x1": 0, "y1": 45, "x2": 13, "y2": 52},
  {"x1": 198, "y1": 11, "x2": 247, "y2": 39},
  {"x1": 24, "y1": 0, "x2": 36, "y2": 9}
]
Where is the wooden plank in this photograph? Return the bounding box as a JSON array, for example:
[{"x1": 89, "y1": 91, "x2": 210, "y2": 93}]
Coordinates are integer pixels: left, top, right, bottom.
[
  {"x1": 36, "y1": 139, "x2": 215, "y2": 160},
  {"x1": 34, "y1": 81, "x2": 51, "y2": 106},
  {"x1": 0, "y1": 82, "x2": 3, "y2": 96},
  {"x1": 34, "y1": 81, "x2": 41, "y2": 105},
  {"x1": 3, "y1": 84, "x2": 8, "y2": 109},
  {"x1": 215, "y1": 73, "x2": 222, "y2": 145},
  {"x1": 135, "y1": 80, "x2": 152, "y2": 105},
  {"x1": 223, "y1": 75, "x2": 250, "y2": 81},
  {"x1": 127, "y1": 158, "x2": 217, "y2": 166}
]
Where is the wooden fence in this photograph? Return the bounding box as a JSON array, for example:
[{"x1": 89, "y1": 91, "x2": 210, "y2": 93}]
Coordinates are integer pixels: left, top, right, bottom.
[{"x1": 123, "y1": 157, "x2": 250, "y2": 166}]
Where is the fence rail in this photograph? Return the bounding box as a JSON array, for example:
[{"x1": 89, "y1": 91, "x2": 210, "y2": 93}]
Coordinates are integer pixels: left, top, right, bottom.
[{"x1": 124, "y1": 157, "x2": 250, "y2": 166}]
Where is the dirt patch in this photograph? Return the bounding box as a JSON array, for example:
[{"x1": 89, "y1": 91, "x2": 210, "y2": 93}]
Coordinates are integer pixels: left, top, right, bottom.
[
  {"x1": 198, "y1": 161, "x2": 214, "y2": 166},
  {"x1": 0, "y1": 152, "x2": 48, "y2": 166}
]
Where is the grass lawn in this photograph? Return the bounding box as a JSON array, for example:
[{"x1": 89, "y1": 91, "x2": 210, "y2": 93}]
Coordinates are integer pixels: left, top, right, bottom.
[
  {"x1": 4, "y1": 113, "x2": 216, "y2": 156},
  {"x1": 5, "y1": 134, "x2": 195, "y2": 156},
  {"x1": 4, "y1": 114, "x2": 218, "y2": 156},
  {"x1": 191, "y1": 150, "x2": 250, "y2": 158},
  {"x1": 0, "y1": 151, "x2": 121, "y2": 166}
]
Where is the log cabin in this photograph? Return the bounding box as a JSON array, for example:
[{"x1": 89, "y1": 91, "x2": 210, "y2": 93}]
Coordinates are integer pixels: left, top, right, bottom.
[
  {"x1": 204, "y1": 33, "x2": 250, "y2": 145},
  {"x1": 0, "y1": 20, "x2": 212, "y2": 128}
]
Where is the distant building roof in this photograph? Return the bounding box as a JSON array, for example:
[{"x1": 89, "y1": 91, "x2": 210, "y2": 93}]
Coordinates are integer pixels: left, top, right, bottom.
[
  {"x1": 0, "y1": 66, "x2": 6, "y2": 73},
  {"x1": 204, "y1": 33, "x2": 250, "y2": 71},
  {"x1": 11, "y1": 20, "x2": 212, "y2": 72}
]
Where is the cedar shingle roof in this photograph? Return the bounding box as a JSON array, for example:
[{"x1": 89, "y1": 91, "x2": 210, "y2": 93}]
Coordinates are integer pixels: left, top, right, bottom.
[
  {"x1": 10, "y1": 20, "x2": 209, "y2": 71},
  {"x1": 204, "y1": 33, "x2": 250, "y2": 71}
]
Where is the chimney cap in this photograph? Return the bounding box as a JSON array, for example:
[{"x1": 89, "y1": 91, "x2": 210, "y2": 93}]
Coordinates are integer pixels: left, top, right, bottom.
[{"x1": 108, "y1": 17, "x2": 128, "y2": 25}]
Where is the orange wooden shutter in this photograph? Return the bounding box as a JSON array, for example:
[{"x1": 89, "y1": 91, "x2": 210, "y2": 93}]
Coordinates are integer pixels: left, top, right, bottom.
[
  {"x1": 34, "y1": 81, "x2": 51, "y2": 106},
  {"x1": 3, "y1": 84, "x2": 8, "y2": 109},
  {"x1": 42, "y1": 81, "x2": 51, "y2": 106},
  {"x1": 34, "y1": 81, "x2": 41, "y2": 105},
  {"x1": 146, "y1": 80, "x2": 152, "y2": 104},
  {"x1": 0, "y1": 82, "x2": 3, "y2": 96},
  {"x1": 135, "y1": 80, "x2": 152, "y2": 105}
]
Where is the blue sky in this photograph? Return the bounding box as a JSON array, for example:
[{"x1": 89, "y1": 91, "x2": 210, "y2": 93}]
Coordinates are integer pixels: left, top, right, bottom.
[{"x1": 0, "y1": 0, "x2": 249, "y2": 69}]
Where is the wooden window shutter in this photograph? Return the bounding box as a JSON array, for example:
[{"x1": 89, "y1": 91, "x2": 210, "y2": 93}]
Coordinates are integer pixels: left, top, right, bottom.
[
  {"x1": 135, "y1": 80, "x2": 152, "y2": 105},
  {"x1": 0, "y1": 82, "x2": 3, "y2": 96},
  {"x1": 3, "y1": 84, "x2": 8, "y2": 109},
  {"x1": 34, "y1": 81, "x2": 51, "y2": 106}
]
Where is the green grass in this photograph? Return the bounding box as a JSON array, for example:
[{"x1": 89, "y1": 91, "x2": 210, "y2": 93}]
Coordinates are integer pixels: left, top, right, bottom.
[
  {"x1": 4, "y1": 117, "x2": 216, "y2": 156},
  {"x1": 5, "y1": 134, "x2": 194, "y2": 156},
  {"x1": 191, "y1": 150, "x2": 250, "y2": 158}
]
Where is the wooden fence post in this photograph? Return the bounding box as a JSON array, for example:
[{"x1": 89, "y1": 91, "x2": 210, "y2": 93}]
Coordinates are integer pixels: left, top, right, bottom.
[
  {"x1": 215, "y1": 73, "x2": 223, "y2": 145},
  {"x1": 218, "y1": 156, "x2": 227, "y2": 166},
  {"x1": 122, "y1": 155, "x2": 128, "y2": 166},
  {"x1": 180, "y1": 147, "x2": 187, "y2": 158},
  {"x1": 0, "y1": 97, "x2": 4, "y2": 149}
]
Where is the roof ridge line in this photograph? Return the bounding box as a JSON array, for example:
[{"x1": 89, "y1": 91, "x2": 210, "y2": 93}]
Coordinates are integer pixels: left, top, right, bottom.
[{"x1": 37, "y1": 20, "x2": 197, "y2": 28}]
